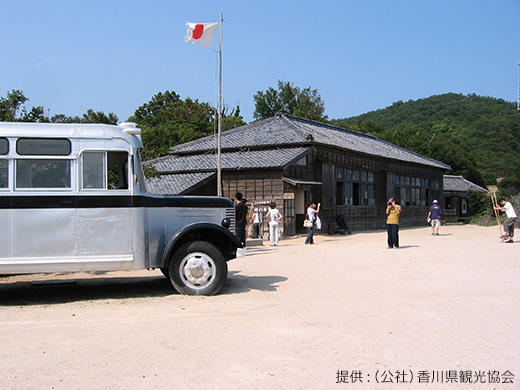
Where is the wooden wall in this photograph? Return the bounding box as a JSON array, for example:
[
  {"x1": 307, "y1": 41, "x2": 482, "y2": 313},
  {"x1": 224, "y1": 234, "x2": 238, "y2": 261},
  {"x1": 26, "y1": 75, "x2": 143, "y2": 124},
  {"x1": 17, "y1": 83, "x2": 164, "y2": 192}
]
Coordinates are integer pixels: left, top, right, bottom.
[{"x1": 186, "y1": 146, "x2": 446, "y2": 236}]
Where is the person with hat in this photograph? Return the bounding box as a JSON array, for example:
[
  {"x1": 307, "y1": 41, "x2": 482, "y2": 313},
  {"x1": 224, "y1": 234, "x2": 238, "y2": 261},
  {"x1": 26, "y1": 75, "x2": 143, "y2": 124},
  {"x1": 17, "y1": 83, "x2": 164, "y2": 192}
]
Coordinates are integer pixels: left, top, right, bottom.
[{"x1": 427, "y1": 200, "x2": 442, "y2": 236}]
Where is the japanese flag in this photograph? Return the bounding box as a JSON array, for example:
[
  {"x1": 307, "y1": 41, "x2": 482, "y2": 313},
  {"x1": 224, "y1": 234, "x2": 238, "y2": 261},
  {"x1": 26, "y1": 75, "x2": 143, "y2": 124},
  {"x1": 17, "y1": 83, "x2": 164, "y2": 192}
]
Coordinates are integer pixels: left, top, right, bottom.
[{"x1": 185, "y1": 22, "x2": 219, "y2": 48}]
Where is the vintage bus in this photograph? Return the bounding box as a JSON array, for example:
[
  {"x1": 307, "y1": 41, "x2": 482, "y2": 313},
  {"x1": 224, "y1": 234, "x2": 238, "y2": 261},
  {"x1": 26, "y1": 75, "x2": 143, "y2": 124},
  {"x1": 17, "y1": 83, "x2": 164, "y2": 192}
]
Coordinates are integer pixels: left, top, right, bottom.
[{"x1": 0, "y1": 122, "x2": 242, "y2": 295}]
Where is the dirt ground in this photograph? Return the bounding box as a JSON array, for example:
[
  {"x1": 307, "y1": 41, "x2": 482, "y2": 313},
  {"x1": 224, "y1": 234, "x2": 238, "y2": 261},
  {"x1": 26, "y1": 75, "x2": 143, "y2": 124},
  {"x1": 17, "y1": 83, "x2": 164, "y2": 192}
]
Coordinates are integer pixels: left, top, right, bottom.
[{"x1": 0, "y1": 224, "x2": 519, "y2": 390}]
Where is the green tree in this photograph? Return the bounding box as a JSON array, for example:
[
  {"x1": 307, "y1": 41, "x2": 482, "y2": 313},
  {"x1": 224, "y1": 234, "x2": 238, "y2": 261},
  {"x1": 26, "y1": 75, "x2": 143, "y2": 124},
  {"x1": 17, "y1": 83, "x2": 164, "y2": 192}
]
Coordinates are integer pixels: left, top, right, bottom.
[
  {"x1": 0, "y1": 89, "x2": 29, "y2": 121},
  {"x1": 1, "y1": 89, "x2": 50, "y2": 122},
  {"x1": 253, "y1": 80, "x2": 327, "y2": 121},
  {"x1": 50, "y1": 110, "x2": 118, "y2": 124},
  {"x1": 81, "y1": 109, "x2": 118, "y2": 124},
  {"x1": 50, "y1": 109, "x2": 119, "y2": 125},
  {"x1": 331, "y1": 93, "x2": 520, "y2": 190},
  {"x1": 129, "y1": 90, "x2": 246, "y2": 160},
  {"x1": 50, "y1": 114, "x2": 82, "y2": 123},
  {"x1": 19, "y1": 106, "x2": 50, "y2": 122},
  {"x1": 220, "y1": 105, "x2": 246, "y2": 132}
]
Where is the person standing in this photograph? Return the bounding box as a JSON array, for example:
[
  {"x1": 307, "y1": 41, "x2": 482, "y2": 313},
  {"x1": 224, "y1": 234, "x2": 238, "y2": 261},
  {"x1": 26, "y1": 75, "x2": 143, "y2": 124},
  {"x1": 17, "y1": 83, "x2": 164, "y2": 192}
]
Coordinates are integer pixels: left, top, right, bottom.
[
  {"x1": 250, "y1": 209, "x2": 263, "y2": 239},
  {"x1": 266, "y1": 201, "x2": 282, "y2": 246},
  {"x1": 494, "y1": 198, "x2": 518, "y2": 243},
  {"x1": 304, "y1": 201, "x2": 321, "y2": 245},
  {"x1": 427, "y1": 200, "x2": 442, "y2": 236},
  {"x1": 234, "y1": 192, "x2": 248, "y2": 247},
  {"x1": 386, "y1": 197, "x2": 401, "y2": 248}
]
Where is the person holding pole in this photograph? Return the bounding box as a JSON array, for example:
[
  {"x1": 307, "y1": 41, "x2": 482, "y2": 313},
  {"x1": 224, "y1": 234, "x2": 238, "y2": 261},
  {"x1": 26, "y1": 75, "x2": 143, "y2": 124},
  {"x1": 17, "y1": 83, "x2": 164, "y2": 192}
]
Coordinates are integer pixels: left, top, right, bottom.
[{"x1": 494, "y1": 198, "x2": 517, "y2": 243}]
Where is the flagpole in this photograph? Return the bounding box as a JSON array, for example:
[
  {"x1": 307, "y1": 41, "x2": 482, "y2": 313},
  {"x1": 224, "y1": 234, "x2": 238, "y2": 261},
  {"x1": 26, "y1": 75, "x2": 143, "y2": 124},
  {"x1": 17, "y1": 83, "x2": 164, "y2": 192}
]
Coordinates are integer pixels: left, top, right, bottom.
[{"x1": 217, "y1": 12, "x2": 223, "y2": 197}]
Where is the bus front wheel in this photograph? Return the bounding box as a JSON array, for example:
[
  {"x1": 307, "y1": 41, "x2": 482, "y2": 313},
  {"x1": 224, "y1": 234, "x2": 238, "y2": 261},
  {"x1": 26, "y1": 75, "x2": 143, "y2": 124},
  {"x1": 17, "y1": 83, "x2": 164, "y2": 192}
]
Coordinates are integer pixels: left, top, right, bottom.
[{"x1": 168, "y1": 241, "x2": 228, "y2": 295}]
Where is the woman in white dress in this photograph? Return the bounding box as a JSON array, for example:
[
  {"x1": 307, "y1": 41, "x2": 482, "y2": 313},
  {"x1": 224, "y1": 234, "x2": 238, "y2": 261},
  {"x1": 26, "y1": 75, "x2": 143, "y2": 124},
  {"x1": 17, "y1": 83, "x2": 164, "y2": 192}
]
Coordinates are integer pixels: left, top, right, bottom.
[{"x1": 266, "y1": 201, "x2": 282, "y2": 246}]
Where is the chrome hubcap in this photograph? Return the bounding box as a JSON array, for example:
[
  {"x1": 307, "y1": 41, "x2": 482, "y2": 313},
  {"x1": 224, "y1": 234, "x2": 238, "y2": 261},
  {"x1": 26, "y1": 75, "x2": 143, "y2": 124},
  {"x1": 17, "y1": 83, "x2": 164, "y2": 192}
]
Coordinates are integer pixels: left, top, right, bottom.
[{"x1": 180, "y1": 252, "x2": 215, "y2": 289}]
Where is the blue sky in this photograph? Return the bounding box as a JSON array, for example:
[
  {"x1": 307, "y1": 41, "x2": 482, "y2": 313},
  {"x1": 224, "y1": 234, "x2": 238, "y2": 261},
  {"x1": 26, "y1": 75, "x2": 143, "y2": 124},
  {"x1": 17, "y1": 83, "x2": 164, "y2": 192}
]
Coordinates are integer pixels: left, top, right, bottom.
[{"x1": 1, "y1": 1, "x2": 519, "y2": 123}]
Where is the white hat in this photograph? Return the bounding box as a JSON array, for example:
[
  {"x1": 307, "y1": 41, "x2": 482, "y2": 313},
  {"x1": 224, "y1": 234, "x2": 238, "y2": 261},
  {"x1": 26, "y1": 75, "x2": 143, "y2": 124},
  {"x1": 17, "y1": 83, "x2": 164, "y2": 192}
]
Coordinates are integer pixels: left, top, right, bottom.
[{"x1": 433, "y1": 200, "x2": 438, "y2": 204}]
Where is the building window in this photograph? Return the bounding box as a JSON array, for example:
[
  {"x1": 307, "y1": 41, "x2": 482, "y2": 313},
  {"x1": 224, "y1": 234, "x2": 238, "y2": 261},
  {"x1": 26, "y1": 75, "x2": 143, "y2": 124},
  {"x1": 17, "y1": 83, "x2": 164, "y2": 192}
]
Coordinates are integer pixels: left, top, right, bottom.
[
  {"x1": 284, "y1": 199, "x2": 295, "y2": 217},
  {"x1": 361, "y1": 184, "x2": 369, "y2": 206},
  {"x1": 336, "y1": 182, "x2": 345, "y2": 205},
  {"x1": 368, "y1": 184, "x2": 375, "y2": 206},
  {"x1": 336, "y1": 167, "x2": 375, "y2": 206},
  {"x1": 353, "y1": 183, "x2": 360, "y2": 205},
  {"x1": 345, "y1": 182, "x2": 353, "y2": 205},
  {"x1": 400, "y1": 187, "x2": 406, "y2": 206},
  {"x1": 395, "y1": 175, "x2": 429, "y2": 206},
  {"x1": 295, "y1": 155, "x2": 307, "y2": 166}
]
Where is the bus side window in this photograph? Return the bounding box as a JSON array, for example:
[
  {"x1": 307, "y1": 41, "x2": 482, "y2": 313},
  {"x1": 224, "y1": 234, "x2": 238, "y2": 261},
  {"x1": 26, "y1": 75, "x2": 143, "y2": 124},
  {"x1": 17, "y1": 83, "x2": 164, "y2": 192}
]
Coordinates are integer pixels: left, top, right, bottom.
[
  {"x1": 82, "y1": 152, "x2": 105, "y2": 189},
  {"x1": 108, "y1": 152, "x2": 129, "y2": 190},
  {"x1": 16, "y1": 159, "x2": 71, "y2": 189},
  {"x1": 0, "y1": 138, "x2": 7, "y2": 188},
  {"x1": 0, "y1": 160, "x2": 7, "y2": 188},
  {"x1": 15, "y1": 138, "x2": 72, "y2": 189},
  {"x1": 81, "y1": 151, "x2": 129, "y2": 190}
]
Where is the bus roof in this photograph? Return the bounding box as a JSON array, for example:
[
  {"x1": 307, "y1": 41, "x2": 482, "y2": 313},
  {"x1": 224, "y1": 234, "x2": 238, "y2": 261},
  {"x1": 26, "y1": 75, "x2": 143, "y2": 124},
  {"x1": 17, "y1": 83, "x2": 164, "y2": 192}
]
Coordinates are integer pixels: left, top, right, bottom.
[{"x1": 0, "y1": 122, "x2": 142, "y2": 148}]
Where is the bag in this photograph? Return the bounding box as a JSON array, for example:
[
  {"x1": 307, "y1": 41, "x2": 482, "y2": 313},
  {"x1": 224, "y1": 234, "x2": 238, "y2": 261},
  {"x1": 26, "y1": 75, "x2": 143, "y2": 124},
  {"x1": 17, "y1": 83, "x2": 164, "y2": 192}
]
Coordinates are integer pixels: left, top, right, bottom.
[
  {"x1": 315, "y1": 216, "x2": 322, "y2": 230},
  {"x1": 303, "y1": 219, "x2": 313, "y2": 228}
]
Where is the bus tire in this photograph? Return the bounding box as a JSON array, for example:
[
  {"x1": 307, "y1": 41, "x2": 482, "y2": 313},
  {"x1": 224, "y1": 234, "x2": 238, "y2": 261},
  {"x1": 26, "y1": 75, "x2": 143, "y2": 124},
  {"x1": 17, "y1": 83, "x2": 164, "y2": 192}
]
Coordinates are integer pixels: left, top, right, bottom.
[
  {"x1": 168, "y1": 241, "x2": 227, "y2": 295},
  {"x1": 159, "y1": 268, "x2": 169, "y2": 278}
]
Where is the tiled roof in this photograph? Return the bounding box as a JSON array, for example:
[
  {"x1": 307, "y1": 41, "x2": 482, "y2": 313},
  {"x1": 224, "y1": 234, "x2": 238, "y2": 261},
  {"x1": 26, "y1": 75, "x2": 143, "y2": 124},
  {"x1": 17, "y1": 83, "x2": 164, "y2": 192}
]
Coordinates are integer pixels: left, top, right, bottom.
[
  {"x1": 148, "y1": 147, "x2": 312, "y2": 173},
  {"x1": 170, "y1": 114, "x2": 451, "y2": 170},
  {"x1": 146, "y1": 172, "x2": 214, "y2": 195},
  {"x1": 282, "y1": 177, "x2": 322, "y2": 186},
  {"x1": 443, "y1": 175, "x2": 487, "y2": 193},
  {"x1": 145, "y1": 147, "x2": 312, "y2": 195}
]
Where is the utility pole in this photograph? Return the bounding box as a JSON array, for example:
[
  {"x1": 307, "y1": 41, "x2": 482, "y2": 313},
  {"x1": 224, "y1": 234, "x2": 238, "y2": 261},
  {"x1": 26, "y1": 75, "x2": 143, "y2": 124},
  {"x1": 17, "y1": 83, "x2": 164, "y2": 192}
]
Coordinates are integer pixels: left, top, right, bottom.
[
  {"x1": 217, "y1": 12, "x2": 223, "y2": 196},
  {"x1": 518, "y1": 60, "x2": 520, "y2": 111}
]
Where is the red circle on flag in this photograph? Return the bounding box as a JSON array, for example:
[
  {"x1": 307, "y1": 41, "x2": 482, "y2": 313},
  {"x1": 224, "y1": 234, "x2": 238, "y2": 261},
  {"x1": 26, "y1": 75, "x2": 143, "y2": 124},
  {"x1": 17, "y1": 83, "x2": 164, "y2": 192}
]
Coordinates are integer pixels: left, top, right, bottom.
[{"x1": 193, "y1": 24, "x2": 204, "y2": 40}]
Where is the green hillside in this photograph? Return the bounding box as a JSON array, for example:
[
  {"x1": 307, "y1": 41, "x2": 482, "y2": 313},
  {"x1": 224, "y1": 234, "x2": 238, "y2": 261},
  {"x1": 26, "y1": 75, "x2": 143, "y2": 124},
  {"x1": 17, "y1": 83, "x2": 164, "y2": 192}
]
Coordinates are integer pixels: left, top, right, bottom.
[{"x1": 331, "y1": 93, "x2": 520, "y2": 192}]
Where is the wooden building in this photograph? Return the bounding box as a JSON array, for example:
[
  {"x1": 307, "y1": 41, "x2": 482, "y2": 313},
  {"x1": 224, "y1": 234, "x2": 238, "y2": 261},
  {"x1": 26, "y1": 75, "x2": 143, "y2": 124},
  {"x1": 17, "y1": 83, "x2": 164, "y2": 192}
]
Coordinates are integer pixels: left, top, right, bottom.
[
  {"x1": 146, "y1": 114, "x2": 450, "y2": 235},
  {"x1": 443, "y1": 175, "x2": 487, "y2": 222}
]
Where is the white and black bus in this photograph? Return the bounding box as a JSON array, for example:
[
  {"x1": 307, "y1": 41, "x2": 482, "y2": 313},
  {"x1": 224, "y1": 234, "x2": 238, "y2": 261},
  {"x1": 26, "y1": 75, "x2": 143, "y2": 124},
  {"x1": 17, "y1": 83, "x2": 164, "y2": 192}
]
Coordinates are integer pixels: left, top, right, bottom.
[{"x1": 0, "y1": 122, "x2": 242, "y2": 295}]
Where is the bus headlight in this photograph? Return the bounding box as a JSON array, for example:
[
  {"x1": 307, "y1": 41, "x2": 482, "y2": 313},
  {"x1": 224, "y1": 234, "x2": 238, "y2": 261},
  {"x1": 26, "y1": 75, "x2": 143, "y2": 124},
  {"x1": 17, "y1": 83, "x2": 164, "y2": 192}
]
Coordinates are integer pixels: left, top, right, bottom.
[{"x1": 221, "y1": 218, "x2": 231, "y2": 229}]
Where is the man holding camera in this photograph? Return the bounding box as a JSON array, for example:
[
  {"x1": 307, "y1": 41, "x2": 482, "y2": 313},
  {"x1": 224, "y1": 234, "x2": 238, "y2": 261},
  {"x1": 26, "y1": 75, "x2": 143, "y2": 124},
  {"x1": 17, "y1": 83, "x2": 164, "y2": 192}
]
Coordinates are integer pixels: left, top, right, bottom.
[{"x1": 386, "y1": 197, "x2": 401, "y2": 249}]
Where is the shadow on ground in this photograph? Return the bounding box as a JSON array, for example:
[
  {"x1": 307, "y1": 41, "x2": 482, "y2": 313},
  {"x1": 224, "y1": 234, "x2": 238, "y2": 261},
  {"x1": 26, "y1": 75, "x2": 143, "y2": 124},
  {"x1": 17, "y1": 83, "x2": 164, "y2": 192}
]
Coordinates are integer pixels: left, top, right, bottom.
[
  {"x1": 0, "y1": 274, "x2": 175, "y2": 306},
  {"x1": 222, "y1": 271, "x2": 287, "y2": 294},
  {"x1": 0, "y1": 268, "x2": 288, "y2": 305}
]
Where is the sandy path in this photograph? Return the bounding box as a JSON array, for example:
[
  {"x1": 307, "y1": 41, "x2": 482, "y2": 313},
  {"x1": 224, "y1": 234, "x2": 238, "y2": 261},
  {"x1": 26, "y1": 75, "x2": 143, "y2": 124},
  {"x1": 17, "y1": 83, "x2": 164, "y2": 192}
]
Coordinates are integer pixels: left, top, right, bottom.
[{"x1": 0, "y1": 224, "x2": 518, "y2": 389}]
